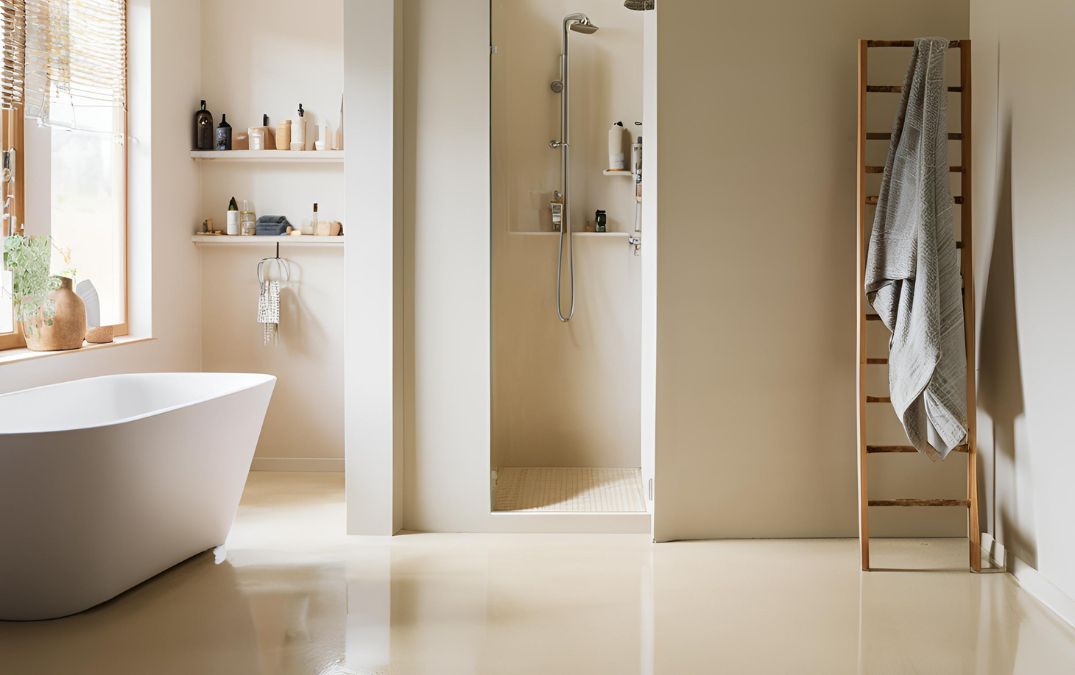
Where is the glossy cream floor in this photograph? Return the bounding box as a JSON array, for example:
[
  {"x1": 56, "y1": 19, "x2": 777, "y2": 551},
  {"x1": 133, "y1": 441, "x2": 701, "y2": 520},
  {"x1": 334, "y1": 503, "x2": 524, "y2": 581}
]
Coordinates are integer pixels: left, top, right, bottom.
[{"x1": 1, "y1": 474, "x2": 1073, "y2": 674}]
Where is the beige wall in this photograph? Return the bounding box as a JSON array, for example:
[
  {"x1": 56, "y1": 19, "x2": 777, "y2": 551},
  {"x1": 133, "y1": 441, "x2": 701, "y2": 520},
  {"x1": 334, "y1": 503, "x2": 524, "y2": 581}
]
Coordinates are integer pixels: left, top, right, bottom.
[
  {"x1": 198, "y1": 0, "x2": 345, "y2": 467},
  {"x1": 653, "y1": 0, "x2": 970, "y2": 540},
  {"x1": 491, "y1": 0, "x2": 643, "y2": 470},
  {"x1": 971, "y1": 0, "x2": 1075, "y2": 611}
]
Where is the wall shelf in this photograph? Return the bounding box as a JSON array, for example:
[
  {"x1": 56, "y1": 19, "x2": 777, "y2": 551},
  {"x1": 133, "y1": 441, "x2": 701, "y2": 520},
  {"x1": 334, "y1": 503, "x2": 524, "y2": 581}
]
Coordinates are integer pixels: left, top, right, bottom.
[
  {"x1": 190, "y1": 150, "x2": 344, "y2": 163},
  {"x1": 602, "y1": 169, "x2": 633, "y2": 177},
  {"x1": 192, "y1": 235, "x2": 344, "y2": 247}
]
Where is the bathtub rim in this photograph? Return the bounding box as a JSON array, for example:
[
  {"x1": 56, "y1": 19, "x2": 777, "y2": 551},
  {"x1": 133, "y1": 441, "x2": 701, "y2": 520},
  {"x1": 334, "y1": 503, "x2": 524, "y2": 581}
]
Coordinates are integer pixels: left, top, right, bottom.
[{"x1": 0, "y1": 372, "x2": 277, "y2": 436}]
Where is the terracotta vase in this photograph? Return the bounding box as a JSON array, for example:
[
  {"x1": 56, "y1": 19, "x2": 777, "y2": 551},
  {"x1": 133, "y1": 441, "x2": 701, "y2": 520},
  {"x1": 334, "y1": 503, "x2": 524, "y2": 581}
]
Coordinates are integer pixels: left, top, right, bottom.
[{"x1": 23, "y1": 277, "x2": 87, "y2": 352}]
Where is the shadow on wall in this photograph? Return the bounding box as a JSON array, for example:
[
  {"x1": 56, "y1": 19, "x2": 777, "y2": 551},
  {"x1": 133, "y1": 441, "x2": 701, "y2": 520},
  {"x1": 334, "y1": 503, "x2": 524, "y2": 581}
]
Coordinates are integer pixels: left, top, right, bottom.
[{"x1": 977, "y1": 115, "x2": 1034, "y2": 567}]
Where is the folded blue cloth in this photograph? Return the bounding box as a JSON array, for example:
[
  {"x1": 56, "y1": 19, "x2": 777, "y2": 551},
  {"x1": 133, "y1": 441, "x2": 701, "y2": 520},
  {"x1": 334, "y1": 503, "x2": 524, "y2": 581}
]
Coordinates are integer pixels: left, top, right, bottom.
[{"x1": 256, "y1": 216, "x2": 292, "y2": 236}]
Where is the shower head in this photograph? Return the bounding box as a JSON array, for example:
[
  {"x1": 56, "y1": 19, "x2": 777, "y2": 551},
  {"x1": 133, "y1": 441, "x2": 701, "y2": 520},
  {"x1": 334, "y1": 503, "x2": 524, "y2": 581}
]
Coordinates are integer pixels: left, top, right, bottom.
[
  {"x1": 624, "y1": 0, "x2": 655, "y2": 10},
  {"x1": 565, "y1": 13, "x2": 599, "y2": 34}
]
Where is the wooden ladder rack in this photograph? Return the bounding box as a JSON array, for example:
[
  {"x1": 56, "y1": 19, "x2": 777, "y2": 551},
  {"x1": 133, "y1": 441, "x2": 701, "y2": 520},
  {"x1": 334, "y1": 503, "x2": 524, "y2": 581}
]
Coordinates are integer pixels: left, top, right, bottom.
[{"x1": 856, "y1": 39, "x2": 980, "y2": 572}]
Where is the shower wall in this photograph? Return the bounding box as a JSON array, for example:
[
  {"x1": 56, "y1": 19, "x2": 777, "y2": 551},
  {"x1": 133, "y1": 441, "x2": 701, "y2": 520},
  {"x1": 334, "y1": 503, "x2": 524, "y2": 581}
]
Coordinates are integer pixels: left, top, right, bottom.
[{"x1": 491, "y1": 0, "x2": 643, "y2": 469}]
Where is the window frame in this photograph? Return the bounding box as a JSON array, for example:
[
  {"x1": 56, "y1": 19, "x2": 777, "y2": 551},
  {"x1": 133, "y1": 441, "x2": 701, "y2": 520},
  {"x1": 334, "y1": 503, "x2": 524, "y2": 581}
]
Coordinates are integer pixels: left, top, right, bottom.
[{"x1": 0, "y1": 17, "x2": 129, "y2": 352}]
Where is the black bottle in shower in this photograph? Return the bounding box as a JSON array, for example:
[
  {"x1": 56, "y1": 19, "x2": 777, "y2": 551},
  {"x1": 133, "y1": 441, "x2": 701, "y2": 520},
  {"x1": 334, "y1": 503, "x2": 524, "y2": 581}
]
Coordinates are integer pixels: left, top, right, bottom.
[
  {"x1": 215, "y1": 114, "x2": 233, "y2": 151},
  {"x1": 193, "y1": 100, "x2": 214, "y2": 150}
]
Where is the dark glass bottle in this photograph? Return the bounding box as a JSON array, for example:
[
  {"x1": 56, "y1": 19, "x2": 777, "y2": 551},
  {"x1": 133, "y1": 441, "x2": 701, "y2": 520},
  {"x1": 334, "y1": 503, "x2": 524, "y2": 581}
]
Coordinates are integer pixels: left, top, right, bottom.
[
  {"x1": 193, "y1": 100, "x2": 214, "y2": 150},
  {"x1": 215, "y1": 114, "x2": 233, "y2": 151}
]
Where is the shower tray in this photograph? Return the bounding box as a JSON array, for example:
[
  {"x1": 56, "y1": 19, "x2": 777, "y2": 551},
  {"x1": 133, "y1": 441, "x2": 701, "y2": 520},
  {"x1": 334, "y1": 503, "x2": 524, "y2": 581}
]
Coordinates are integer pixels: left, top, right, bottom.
[{"x1": 493, "y1": 467, "x2": 646, "y2": 513}]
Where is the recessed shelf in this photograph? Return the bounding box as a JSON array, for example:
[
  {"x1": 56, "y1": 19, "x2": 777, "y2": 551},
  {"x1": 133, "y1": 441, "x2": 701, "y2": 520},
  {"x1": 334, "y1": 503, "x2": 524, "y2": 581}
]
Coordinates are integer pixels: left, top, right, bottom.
[
  {"x1": 192, "y1": 235, "x2": 344, "y2": 247},
  {"x1": 602, "y1": 169, "x2": 633, "y2": 177},
  {"x1": 190, "y1": 150, "x2": 344, "y2": 163}
]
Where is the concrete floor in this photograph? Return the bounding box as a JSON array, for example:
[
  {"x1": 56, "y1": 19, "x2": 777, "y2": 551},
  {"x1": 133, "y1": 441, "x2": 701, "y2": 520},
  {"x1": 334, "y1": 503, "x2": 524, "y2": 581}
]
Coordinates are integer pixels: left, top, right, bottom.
[{"x1": 1, "y1": 472, "x2": 1072, "y2": 674}]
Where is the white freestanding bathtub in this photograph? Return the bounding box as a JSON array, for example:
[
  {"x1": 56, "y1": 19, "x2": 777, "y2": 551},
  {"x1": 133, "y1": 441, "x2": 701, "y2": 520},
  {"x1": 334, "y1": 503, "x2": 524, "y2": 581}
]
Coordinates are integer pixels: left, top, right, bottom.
[{"x1": 0, "y1": 372, "x2": 275, "y2": 621}]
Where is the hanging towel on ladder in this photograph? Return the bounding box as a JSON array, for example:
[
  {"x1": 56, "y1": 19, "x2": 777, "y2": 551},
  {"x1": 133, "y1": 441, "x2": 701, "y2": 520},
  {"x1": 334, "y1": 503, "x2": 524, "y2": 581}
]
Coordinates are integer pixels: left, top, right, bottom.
[
  {"x1": 257, "y1": 280, "x2": 280, "y2": 346},
  {"x1": 864, "y1": 37, "x2": 967, "y2": 461}
]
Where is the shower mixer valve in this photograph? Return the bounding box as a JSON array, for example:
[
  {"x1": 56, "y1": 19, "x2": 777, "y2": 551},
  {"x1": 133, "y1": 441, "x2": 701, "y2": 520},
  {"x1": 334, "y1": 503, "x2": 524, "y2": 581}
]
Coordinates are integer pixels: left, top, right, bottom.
[{"x1": 550, "y1": 199, "x2": 564, "y2": 232}]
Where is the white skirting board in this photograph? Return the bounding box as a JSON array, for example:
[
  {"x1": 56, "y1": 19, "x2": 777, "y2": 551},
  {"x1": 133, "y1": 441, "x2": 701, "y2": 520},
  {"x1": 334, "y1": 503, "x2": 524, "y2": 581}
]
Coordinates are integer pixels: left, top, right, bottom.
[
  {"x1": 250, "y1": 458, "x2": 344, "y2": 472},
  {"x1": 982, "y1": 532, "x2": 1075, "y2": 629}
]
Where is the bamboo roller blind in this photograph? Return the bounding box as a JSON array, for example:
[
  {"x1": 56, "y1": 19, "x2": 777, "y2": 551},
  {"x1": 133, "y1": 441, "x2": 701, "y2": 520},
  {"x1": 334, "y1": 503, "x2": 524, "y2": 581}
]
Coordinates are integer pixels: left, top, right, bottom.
[{"x1": 0, "y1": 0, "x2": 126, "y2": 124}]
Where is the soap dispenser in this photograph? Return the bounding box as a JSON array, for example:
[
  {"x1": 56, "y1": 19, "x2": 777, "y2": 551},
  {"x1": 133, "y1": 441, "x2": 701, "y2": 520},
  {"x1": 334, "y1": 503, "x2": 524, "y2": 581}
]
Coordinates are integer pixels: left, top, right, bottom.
[
  {"x1": 193, "y1": 100, "x2": 214, "y2": 150},
  {"x1": 215, "y1": 114, "x2": 233, "y2": 151},
  {"x1": 291, "y1": 103, "x2": 307, "y2": 151}
]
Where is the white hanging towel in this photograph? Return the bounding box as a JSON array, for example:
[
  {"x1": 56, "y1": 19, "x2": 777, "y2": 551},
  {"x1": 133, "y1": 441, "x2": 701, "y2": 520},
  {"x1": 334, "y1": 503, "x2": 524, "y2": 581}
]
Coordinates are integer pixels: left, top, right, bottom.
[
  {"x1": 864, "y1": 37, "x2": 968, "y2": 461},
  {"x1": 257, "y1": 280, "x2": 280, "y2": 346}
]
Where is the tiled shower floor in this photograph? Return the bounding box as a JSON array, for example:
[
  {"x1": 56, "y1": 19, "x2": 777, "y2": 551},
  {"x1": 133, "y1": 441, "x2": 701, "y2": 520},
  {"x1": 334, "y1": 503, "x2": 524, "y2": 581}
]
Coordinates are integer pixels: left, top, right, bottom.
[{"x1": 493, "y1": 467, "x2": 647, "y2": 513}]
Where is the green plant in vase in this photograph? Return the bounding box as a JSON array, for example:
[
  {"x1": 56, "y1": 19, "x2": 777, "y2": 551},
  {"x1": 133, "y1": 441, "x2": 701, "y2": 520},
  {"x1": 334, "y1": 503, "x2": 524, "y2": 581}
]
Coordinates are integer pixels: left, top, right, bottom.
[{"x1": 2, "y1": 234, "x2": 61, "y2": 335}]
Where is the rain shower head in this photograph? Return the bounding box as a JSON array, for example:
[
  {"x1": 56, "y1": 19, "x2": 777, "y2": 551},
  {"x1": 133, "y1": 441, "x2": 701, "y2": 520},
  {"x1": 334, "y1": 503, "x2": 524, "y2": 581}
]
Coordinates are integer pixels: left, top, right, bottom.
[
  {"x1": 624, "y1": 0, "x2": 655, "y2": 10},
  {"x1": 565, "y1": 13, "x2": 599, "y2": 34}
]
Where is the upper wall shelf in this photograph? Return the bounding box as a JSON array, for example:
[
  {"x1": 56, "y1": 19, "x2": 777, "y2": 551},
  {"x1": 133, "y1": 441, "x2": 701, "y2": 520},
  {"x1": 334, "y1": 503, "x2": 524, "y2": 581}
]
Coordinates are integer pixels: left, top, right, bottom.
[
  {"x1": 602, "y1": 169, "x2": 633, "y2": 177},
  {"x1": 190, "y1": 150, "x2": 344, "y2": 163}
]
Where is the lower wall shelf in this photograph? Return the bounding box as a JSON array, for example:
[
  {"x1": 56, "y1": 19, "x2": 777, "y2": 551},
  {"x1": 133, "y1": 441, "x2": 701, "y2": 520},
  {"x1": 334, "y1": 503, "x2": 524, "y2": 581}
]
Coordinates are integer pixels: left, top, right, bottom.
[{"x1": 192, "y1": 235, "x2": 344, "y2": 248}]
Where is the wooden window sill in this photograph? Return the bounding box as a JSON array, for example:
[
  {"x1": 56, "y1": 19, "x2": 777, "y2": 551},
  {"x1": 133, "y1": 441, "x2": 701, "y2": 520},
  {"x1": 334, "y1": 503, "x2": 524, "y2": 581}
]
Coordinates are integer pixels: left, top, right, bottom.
[{"x1": 0, "y1": 336, "x2": 155, "y2": 367}]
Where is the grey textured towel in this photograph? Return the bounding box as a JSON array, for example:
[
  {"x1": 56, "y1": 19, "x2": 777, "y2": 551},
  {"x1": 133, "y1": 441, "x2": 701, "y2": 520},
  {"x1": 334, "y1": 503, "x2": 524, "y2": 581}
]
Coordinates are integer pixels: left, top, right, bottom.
[{"x1": 865, "y1": 37, "x2": 967, "y2": 461}]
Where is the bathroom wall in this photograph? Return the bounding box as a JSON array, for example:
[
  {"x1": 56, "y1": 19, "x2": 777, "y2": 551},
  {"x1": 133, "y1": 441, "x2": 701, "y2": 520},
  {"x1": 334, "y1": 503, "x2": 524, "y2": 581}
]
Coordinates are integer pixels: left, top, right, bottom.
[
  {"x1": 0, "y1": 0, "x2": 203, "y2": 392},
  {"x1": 197, "y1": 0, "x2": 345, "y2": 468},
  {"x1": 652, "y1": 0, "x2": 970, "y2": 540},
  {"x1": 971, "y1": 0, "x2": 1075, "y2": 622},
  {"x1": 491, "y1": 0, "x2": 643, "y2": 470}
]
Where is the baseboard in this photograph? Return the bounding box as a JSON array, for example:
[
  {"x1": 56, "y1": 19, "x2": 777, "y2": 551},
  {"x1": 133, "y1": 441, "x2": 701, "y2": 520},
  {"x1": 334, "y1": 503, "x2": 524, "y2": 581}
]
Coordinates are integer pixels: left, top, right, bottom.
[
  {"x1": 981, "y1": 532, "x2": 1006, "y2": 569},
  {"x1": 250, "y1": 457, "x2": 344, "y2": 472},
  {"x1": 983, "y1": 532, "x2": 1075, "y2": 629}
]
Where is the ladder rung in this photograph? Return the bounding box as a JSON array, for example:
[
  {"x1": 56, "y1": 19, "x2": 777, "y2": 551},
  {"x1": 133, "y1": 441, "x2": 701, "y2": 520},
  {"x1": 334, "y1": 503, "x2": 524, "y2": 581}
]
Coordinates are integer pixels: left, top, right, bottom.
[
  {"x1": 866, "y1": 132, "x2": 963, "y2": 140},
  {"x1": 868, "y1": 499, "x2": 970, "y2": 507},
  {"x1": 865, "y1": 166, "x2": 963, "y2": 173},
  {"x1": 867, "y1": 195, "x2": 963, "y2": 205},
  {"x1": 867, "y1": 444, "x2": 969, "y2": 453},
  {"x1": 867, "y1": 85, "x2": 963, "y2": 93},
  {"x1": 866, "y1": 396, "x2": 890, "y2": 403},
  {"x1": 867, "y1": 358, "x2": 888, "y2": 365}
]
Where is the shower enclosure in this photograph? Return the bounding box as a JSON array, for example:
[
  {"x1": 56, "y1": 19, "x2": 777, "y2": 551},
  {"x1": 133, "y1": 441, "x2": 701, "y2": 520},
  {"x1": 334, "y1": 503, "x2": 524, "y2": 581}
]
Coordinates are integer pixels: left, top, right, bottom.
[{"x1": 491, "y1": 0, "x2": 649, "y2": 515}]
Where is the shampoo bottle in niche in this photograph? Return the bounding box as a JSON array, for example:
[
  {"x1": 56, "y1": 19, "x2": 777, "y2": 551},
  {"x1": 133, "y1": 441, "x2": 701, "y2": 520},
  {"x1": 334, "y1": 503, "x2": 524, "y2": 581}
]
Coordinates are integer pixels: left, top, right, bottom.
[
  {"x1": 227, "y1": 197, "x2": 240, "y2": 235},
  {"x1": 215, "y1": 114, "x2": 233, "y2": 151},
  {"x1": 608, "y1": 121, "x2": 626, "y2": 170},
  {"x1": 291, "y1": 103, "x2": 306, "y2": 151},
  {"x1": 193, "y1": 100, "x2": 214, "y2": 150}
]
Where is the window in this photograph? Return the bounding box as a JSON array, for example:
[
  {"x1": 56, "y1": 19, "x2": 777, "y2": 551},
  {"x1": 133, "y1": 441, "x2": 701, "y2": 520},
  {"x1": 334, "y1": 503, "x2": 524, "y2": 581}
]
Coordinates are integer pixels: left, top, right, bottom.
[{"x1": 1, "y1": 0, "x2": 127, "y2": 351}]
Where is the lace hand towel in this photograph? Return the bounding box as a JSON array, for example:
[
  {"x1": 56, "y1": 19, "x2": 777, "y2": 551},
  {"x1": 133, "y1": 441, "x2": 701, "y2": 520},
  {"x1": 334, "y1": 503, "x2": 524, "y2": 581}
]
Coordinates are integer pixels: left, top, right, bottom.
[{"x1": 257, "y1": 280, "x2": 281, "y2": 346}]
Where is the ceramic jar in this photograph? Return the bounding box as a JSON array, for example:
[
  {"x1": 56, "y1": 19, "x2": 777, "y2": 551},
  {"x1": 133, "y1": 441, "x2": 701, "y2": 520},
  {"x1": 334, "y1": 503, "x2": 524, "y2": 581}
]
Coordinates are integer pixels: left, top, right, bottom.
[{"x1": 24, "y1": 277, "x2": 87, "y2": 351}]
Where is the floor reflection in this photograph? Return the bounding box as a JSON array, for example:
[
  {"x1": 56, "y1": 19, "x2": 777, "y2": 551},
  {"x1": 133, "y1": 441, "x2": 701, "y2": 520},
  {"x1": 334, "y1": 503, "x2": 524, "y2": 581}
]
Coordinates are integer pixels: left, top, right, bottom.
[{"x1": 1, "y1": 473, "x2": 1072, "y2": 674}]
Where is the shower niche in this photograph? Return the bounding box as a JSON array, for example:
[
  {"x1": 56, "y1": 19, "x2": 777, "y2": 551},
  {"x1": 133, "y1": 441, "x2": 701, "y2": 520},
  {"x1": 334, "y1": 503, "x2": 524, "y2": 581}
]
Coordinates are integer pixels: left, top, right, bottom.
[{"x1": 490, "y1": 0, "x2": 651, "y2": 519}]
